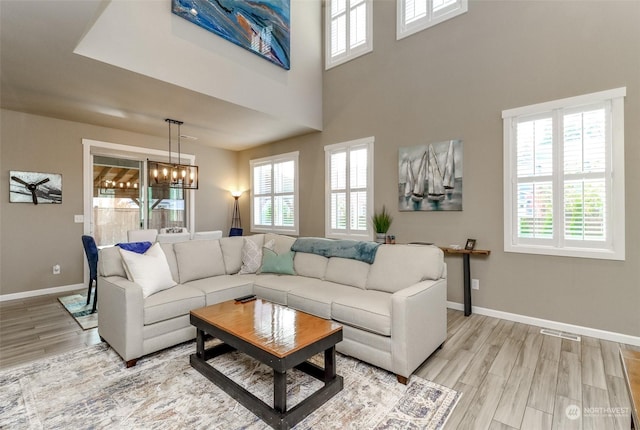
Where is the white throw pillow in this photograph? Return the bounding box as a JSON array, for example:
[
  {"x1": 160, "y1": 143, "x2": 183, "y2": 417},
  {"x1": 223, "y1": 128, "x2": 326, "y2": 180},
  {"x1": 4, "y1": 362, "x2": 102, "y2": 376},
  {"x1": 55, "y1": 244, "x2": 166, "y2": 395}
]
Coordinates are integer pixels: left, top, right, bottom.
[
  {"x1": 118, "y1": 243, "x2": 177, "y2": 298},
  {"x1": 239, "y1": 238, "x2": 274, "y2": 274}
]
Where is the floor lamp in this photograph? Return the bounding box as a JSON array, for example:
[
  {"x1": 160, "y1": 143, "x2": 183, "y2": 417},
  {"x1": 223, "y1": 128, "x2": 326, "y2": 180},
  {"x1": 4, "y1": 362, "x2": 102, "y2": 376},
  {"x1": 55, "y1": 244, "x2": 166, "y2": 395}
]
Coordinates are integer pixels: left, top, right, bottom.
[{"x1": 230, "y1": 191, "x2": 243, "y2": 236}]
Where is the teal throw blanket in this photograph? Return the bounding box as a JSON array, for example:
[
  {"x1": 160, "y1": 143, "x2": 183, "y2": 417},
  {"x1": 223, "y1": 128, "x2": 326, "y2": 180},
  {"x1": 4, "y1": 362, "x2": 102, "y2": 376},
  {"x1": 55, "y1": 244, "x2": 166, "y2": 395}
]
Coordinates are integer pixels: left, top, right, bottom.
[{"x1": 291, "y1": 237, "x2": 380, "y2": 264}]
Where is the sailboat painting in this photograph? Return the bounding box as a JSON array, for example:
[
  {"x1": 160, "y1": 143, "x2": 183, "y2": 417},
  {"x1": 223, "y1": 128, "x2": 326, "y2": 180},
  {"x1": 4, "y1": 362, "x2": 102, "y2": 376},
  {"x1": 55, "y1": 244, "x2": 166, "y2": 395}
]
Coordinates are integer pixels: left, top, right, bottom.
[{"x1": 398, "y1": 140, "x2": 463, "y2": 211}]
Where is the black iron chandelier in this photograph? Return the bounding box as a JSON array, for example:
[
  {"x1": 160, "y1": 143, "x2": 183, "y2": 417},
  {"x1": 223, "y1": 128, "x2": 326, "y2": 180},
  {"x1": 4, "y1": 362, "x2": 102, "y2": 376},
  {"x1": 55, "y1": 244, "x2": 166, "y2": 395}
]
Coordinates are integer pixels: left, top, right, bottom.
[{"x1": 148, "y1": 118, "x2": 199, "y2": 190}]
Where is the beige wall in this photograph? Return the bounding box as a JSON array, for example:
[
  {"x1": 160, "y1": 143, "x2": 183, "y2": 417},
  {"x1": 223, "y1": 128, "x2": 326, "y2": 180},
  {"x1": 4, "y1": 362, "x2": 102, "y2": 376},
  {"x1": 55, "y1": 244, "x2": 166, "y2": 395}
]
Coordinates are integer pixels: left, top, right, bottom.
[
  {"x1": 240, "y1": 1, "x2": 640, "y2": 336},
  {"x1": 76, "y1": 0, "x2": 323, "y2": 133},
  {"x1": 0, "y1": 109, "x2": 238, "y2": 296}
]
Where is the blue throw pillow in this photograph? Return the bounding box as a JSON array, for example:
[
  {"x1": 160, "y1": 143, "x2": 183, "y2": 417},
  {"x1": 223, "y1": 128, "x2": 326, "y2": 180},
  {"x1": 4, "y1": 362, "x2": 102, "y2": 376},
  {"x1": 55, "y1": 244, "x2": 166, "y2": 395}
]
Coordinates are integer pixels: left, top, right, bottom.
[
  {"x1": 260, "y1": 248, "x2": 296, "y2": 275},
  {"x1": 117, "y1": 241, "x2": 153, "y2": 254}
]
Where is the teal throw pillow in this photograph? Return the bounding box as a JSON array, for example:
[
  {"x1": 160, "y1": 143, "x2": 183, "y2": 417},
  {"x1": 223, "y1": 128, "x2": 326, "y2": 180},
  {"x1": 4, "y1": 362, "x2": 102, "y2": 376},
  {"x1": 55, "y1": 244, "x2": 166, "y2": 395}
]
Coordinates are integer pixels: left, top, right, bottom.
[{"x1": 260, "y1": 248, "x2": 296, "y2": 275}]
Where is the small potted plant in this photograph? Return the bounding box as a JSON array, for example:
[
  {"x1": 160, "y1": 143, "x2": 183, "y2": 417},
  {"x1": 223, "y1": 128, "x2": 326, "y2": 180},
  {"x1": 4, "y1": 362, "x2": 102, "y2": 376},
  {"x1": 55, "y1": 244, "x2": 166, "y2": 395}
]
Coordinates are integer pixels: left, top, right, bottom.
[{"x1": 371, "y1": 205, "x2": 393, "y2": 243}]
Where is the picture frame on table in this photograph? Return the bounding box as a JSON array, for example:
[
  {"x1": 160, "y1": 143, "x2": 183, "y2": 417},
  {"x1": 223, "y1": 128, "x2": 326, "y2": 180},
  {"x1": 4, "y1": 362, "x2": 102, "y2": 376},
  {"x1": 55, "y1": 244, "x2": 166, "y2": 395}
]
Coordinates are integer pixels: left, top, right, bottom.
[{"x1": 465, "y1": 239, "x2": 476, "y2": 251}]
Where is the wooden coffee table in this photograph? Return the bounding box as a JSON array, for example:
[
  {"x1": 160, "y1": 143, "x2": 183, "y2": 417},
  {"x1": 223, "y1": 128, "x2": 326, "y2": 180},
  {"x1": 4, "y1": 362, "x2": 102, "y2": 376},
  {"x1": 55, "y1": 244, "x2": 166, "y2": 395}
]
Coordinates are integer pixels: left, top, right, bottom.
[{"x1": 190, "y1": 299, "x2": 343, "y2": 430}]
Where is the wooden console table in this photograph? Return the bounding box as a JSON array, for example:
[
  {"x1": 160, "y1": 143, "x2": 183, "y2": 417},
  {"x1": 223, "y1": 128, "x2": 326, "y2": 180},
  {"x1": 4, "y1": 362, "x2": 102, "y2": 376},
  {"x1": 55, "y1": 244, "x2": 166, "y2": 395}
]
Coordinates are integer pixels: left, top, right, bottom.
[
  {"x1": 620, "y1": 348, "x2": 640, "y2": 429},
  {"x1": 440, "y1": 247, "x2": 491, "y2": 317}
]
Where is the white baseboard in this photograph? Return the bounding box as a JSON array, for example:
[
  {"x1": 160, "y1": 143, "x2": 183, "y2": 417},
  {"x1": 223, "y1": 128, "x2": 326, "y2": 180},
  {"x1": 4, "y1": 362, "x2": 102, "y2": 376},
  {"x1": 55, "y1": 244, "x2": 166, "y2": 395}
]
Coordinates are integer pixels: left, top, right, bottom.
[
  {"x1": 447, "y1": 301, "x2": 640, "y2": 347},
  {"x1": 0, "y1": 283, "x2": 84, "y2": 302}
]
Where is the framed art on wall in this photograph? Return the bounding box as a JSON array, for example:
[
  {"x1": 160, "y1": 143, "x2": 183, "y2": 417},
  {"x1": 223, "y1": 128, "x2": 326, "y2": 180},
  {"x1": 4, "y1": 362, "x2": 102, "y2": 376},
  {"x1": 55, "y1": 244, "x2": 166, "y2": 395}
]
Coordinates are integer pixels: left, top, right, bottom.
[
  {"x1": 398, "y1": 139, "x2": 463, "y2": 211},
  {"x1": 9, "y1": 171, "x2": 62, "y2": 204},
  {"x1": 171, "y1": 0, "x2": 291, "y2": 70}
]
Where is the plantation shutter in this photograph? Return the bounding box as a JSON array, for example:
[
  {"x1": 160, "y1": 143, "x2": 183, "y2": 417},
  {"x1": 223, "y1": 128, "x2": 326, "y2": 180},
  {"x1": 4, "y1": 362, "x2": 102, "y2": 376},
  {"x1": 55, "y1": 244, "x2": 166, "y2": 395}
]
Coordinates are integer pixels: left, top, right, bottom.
[
  {"x1": 330, "y1": 0, "x2": 347, "y2": 57},
  {"x1": 398, "y1": 0, "x2": 467, "y2": 40},
  {"x1": 513, "y1": 103, "x2": 612, "y2": 247},
  {"x1": 503, "y1": 87, "x2": 624, "y2": 260},
  {"x1": 327, "y1": 0, "x2": 371, "y2": 68},
  {"x1": 349, "y1": 146, "x2": 368, "y2": 231},
  {"x1": 330, "y1": 151, "x2": 347, "y2": 230},
  {"x1": 515, "y1": 115, "x2": 554, "y2": 241},
  {"x1": 404, "y1": 0, "x2": 428, "y2": 24},
  {"x1": 350, "y1": 0, "x2": 367, "y2": 49},
  {"x1": 251, "y1": 153, "x2": 298, "y2": 233},
  {"x1": 562, "y1": 105, "x2": 608, "y2": 243},
  {"x1": 273, "y1": 160, "x2": 295, "y2": 228},
  {"x1": 325, "y1": 137, "x2": 373, "y2": 239},
  {"x1": 253, "y1": 163, "x2": 272, "y2": 227},
  {"x1": 328, "y1": 146, "x2": 368, "y2": 233}
]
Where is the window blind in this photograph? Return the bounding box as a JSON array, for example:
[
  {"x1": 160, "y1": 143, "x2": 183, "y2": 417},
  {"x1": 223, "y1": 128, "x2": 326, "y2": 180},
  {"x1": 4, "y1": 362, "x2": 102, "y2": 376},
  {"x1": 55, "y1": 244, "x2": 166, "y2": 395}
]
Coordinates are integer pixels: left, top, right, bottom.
[
  {"x1": 250, "y1": 153, "x2": 298, "y2": 233},
  {"x1": 325, "y1": 138, "x2": 374, "y2": 239},
  {"x1": 503, "y1": 87, "x2": 625, "y2": 260},
  {"x1": 397, "y1": 0, "x2": 468, "y2": 40},
  {"x1": 326, "y1": 0, "x2": 372, "y2": 68}
]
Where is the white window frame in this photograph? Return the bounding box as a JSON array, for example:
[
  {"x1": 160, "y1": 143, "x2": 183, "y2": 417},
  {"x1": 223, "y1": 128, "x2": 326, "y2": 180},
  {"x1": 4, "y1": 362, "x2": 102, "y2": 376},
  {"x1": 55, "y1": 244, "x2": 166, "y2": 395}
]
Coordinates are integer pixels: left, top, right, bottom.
[
  {"x1": 325, "y1": 137, "x2": 374, "y2": 240},
  {"x1": 325, "y1": 0, "x2": 373, "y2": 70},
  {"x1": 250, "y1": 151, "x2": 299, "y2": 235},
  {"x1": 82, "y1": 139, "x2": 196, "y2": 237},
  {"x1": 397, "y1": 0, "x2": 468, "y2": 40},
  {"x1": 502, "y1": 88, "x2": 626, "y2": 260}
]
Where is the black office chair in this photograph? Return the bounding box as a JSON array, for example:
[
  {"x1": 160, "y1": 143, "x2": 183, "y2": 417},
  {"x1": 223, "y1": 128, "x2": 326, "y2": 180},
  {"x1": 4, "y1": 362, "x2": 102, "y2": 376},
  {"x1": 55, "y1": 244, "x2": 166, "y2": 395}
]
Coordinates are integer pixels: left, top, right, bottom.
[{"x1": 81, "y1": 235, "x2": 98, "y2": 314}]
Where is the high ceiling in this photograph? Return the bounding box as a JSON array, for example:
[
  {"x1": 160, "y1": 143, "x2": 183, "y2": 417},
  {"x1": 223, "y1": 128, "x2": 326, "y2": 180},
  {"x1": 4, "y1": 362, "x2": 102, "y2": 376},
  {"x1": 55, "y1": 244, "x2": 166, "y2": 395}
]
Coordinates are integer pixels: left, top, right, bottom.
[{"x1": 0, "y1": 0, "x2": 315, "y2": 151}]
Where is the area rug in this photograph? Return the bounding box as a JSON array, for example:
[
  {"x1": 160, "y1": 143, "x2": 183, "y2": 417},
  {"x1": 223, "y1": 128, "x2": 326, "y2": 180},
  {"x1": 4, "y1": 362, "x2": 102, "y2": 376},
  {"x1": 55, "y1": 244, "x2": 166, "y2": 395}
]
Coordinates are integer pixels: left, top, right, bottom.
[
  {"x1": 57, "y1": 293, "x2": 97, "y2": 330},
  {"x1": 0, "y1": 342, "x2": 460, "y2": 429}
]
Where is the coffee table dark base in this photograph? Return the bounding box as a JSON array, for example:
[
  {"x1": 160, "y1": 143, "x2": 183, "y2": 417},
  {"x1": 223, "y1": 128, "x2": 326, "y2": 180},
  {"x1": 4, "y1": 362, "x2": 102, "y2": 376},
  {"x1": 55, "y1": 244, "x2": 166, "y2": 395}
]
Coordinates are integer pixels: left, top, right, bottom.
[{"x1": 190, "y1": 325, "x2": 343, "y2": 430}]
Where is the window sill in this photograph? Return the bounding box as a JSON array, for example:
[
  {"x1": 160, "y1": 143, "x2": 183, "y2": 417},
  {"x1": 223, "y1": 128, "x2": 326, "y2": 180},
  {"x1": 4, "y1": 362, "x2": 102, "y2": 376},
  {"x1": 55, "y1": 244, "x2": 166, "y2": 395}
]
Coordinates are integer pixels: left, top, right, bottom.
[{"x1": 504, "y1": 244, "x2": 624, "y2": 261}]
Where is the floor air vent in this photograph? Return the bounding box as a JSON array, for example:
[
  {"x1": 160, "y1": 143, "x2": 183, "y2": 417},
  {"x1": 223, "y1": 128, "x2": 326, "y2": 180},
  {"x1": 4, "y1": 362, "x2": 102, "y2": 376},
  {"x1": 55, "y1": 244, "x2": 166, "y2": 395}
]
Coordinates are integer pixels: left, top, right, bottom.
[{"x1": 540, "y1": 328, "x2": 581, "y2": 342}]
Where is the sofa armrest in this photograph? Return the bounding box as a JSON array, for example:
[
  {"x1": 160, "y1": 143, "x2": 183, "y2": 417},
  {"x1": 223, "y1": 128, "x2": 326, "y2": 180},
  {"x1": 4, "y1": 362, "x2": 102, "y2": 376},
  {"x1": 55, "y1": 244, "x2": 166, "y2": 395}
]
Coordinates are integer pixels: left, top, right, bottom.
[
  {"x1": 391, "y1": 278, "x2": 447, "y2": 378},
  {"x1": 97, "y1": 275, "x2": 144, "y2": 362}
]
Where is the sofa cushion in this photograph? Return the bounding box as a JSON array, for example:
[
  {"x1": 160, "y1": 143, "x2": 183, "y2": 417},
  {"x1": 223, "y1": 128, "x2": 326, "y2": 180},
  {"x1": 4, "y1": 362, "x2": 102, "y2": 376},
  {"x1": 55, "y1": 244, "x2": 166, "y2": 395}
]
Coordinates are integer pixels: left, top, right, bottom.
[
  {"x1": 143, "y1": 284, "x2": 205, "y2": 325},
  {"x1": 324, "y1": 257, "x2": 370, "y2": 289},
  {"x1": 265, "y1": 233, "x2": 296, "y2": 255},
  {"x1": 174, "y1": 239, "x2": 226, "y2": 284},
  {"x1": 252, "y1": 274, "x2": 297, "y2": 304},
  {"x1": 159, "y1": 242, "x2": 179, "y2": 283},
  {"x1": 99, "y1": 246, "x2": 127, "y2": 278},
  {"x1": 219, "y1": 236, "x2": 244, "y2": 274},
  {"x1": 294, "y1": 252, "x2": 328, "y2": 280},
  {"x1": 286, "y1": 281, "x2": 361, "y2": 319},
  {"x1": 186, "y1": 274, "x2": 255, "y2": 305},
  {"x1": 260, "y1": 249, "x2": 296, "y2": 275},
  {"x1": 366, "y1": 245, "x2": 444, "y2": 293},
  {"x1": 239, "y1": 235, "x2": 268, "y2": 274},
  {"x1": 119, "y1": 243, "x2": 177, "y2": 298},
  {"x1": 331, "y1": 290, "x2": 391, "y2": 336}
]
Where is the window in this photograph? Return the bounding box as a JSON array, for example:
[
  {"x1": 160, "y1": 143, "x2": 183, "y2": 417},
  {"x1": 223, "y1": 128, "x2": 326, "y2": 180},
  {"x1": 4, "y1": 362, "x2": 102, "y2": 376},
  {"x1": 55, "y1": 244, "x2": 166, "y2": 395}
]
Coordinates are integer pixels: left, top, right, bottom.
[
  {"x1": 503, "y1": 88, "x2": 625, "y2": 260},
  {"x1": 326, "y1": 0, "x2": 373, "y2": 69},
  {"x1": 250, "y1": 152, "x2": 299, "y2": 235},
  {"x1": 83, "y1": 139, "x2": 195, "y2": 247},
  {"x1": 397, "y1": 0, "x2": 467, "y2": 40},
  {"x1": 325, "y1": 137, "x2": 374, "y2": 239}
]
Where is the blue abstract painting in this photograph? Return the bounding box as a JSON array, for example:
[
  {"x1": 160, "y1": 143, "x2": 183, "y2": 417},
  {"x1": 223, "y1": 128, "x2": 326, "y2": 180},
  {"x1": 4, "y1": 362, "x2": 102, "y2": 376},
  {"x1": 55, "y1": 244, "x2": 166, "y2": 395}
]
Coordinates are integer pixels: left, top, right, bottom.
[{"x1": 172, "y1": 0, "x2": 290, "y2": 70}]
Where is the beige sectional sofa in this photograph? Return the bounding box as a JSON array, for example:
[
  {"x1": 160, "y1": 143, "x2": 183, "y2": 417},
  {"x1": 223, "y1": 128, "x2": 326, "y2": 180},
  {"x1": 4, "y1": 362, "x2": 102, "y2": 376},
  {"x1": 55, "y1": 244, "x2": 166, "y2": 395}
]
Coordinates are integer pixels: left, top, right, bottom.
[{"x1": 97, "y1": 233, "x2": 447, "y2": 383}]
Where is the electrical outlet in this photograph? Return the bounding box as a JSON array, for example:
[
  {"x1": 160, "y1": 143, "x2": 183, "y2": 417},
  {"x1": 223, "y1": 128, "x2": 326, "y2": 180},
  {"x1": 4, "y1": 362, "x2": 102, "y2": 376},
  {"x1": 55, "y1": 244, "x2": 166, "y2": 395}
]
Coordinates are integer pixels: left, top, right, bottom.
[
  {"x1": 53, "y1": 264, "x2": 61, "y2": 275},
  {"x1": 74, "y1": 214, "x2": 84, "y2": 223},
  {"x1": 471, "y1": 279, "x2": 479, "y2": 290}
]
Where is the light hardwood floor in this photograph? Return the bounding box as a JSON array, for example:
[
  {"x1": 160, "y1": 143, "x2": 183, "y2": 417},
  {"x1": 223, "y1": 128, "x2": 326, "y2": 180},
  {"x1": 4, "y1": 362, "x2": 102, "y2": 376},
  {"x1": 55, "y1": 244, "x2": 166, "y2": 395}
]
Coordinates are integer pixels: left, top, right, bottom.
[
  {"x1": 415, "y1": 309, "x2": 637, "y2": 430},
  {"x1": 0, "y1": 291, "x2": 101, "y2": 369},
  {"x1": 0, "y1": 294, "x2": 636, "y2": 429}
]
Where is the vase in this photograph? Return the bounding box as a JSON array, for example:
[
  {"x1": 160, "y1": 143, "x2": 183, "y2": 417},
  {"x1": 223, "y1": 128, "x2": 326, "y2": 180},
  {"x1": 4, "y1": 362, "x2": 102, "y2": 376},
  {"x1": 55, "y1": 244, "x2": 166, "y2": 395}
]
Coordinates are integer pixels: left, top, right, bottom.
[{"x1": 376, "y1": 233, "x2": 386, "y2": 244}]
